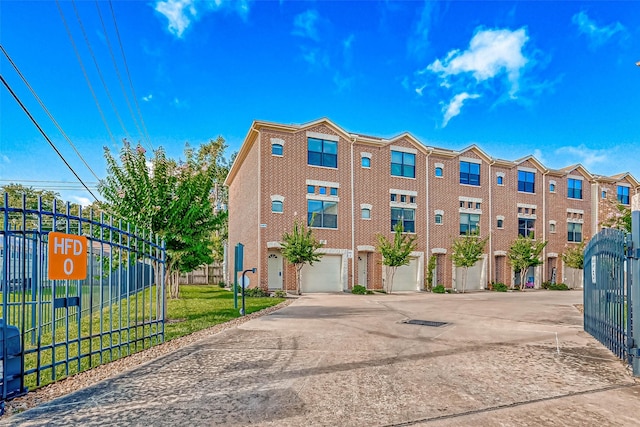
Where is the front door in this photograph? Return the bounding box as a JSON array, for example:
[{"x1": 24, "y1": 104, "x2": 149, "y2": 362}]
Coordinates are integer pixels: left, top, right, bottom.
[
  {"x1": 358, "y1": 254, "x2": 368, "y2": 287},
  {"x1": 267, "y1": 250, "x2": 283, "y2": 290}
]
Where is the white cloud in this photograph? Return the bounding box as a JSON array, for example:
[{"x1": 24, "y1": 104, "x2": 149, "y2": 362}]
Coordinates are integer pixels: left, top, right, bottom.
[
  {"x1": 70, "y1": 196, "x2": 92, "y2": 207},
  {"x1": 154, "y1": 0, "x2": 197, "y2": 38},
  {"x1": 428, "y1": 28, "x2": 529, "y2": 98},
  {"x1": 142, "y1": 94, "x2": 153, "y2": 102},
  {"x1": 1, "y1": 154, "x2": 9, "y2": 164},
  {"x1": 555, "y1": 144, "x2": 608, "y2": 168},
  {"x1": 408, "y1": 1, "x2": 436, "y2": 57},
  {"x1": 293, "y1": 10, "x2": 319, "y2": 41},
  {"x1": 442, "y1": 92, "x2": 480, "y2": 127},
  {"x1": 572, "y1": 11, "x2": 626, "y2": 48},
  {"x1": 154, "y1": 0, "x2": 251, "y2": 38}
]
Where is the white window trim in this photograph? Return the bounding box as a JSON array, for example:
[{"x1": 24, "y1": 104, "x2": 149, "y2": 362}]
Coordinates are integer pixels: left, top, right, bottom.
[
  {"x1": 270, "y1": 138, "x2": 285, "y2": 146},
  {"x1": 567, "y1": 208, "x2": 584, "y2": 214},
  {"x1": 390, "y1": 145, "x2": 418, "y2": 154},
  {"x1": 518, "y1": 166, "x2": 537, "y2": 173},
  {"x1": 390, "y1": 188, "x2": 418, "y2": 197},
  {"x1": 391, "y1": 202, "x2": 418, "y2": 209},
  {"x1": 361, "y1": 152, "x2": 372, "y2": 159},
  {"x1": 434, "y1": 209, "x2": 444, "y2": 215},
  {"x1": 306, "y1": 131, "x2": 339, "y2": 142},
  {"x1": 432, "y1": 248, "x2": 447, "y2": 254},
  {"x1": 306, "y1": 179, "x2": 340, "y2": 188},
  {"x1": 459, "y1": 196, "x2": 483, "y2": 204},
  {"x1": 567, "y1": 175, "x2": 584, "y2": 181},
  {"x1": 270, "y1": 194, "x2": 285, "y2": 202},
  {"x1": 459, "y1": 156, "x2": 482, "y2": 164},
  {"x1": 307, "y1": 194, "x2": 339, "y2": 202},
  {"x1": 361, "y1": 203, "x2": 372, "y2": 210},
  {"x1": 517, "y1": 203, "x2": 538, "y2": 210}
]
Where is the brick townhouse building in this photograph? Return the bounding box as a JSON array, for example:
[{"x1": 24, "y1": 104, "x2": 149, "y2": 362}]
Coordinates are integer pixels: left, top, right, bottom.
[{"x1": 224, "y1": 118, "x2": 639, "y2": 293}]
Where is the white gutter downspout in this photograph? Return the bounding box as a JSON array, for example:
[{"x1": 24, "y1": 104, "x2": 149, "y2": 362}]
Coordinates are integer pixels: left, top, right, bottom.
[
  {"x1": 257, "y1": 129, "x2": 262, "y2": 287},
  {"x1": 350, "y1": 135, "x2": 356, "y2": 290},
  {"x1": 488, "y1": 159, "x2": 495, "y2": 287},
  {"x1": 425, "y1": 148, "x2": 433, "y2": 267},
  {"x1": 542, "y1": 170, "x2": 549, "y2": 285}
]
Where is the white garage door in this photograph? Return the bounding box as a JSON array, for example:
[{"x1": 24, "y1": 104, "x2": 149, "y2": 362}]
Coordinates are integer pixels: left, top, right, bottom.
[
  {"x1": 455, "y1": 257, "x2": 485, "y2": 291},
  {"x1": 392, "y1": 258, "x2": 419, "y2": 291},
  {"x1": 301, "y1": 255, "x2": 342, "y2": 293}
]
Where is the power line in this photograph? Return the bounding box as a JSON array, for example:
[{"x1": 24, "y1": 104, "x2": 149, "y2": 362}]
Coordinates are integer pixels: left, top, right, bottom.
[
  {"x1": 0, "y1": 75, "x2": 99, "y2": 201},
  {"x1": 94, "y1": 1, "x2": 152, "y2": 152},
  {"x1": 108, "y1": 0, "x2": 153, "y2": 150},
  {"x1": 55, "y1": 0, "x2": 118, "y2": 147},
  {"x1": 70, "y1": 0, "x2": 131, "y2": 140},
  {"x1": 0, "y1": 44, "x2": 102, "y2": 182}
]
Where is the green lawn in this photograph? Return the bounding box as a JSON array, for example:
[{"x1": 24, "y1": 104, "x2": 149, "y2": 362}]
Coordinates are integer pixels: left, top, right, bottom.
[
  {"x1": 10, "y1": 285, "x2": 283, "y2": 390},
  {"x1": 165, "y1": 286, "x2": 285, "y2": 341}
]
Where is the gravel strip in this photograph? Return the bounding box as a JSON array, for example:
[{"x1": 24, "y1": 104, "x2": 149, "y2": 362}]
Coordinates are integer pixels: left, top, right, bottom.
[{"x1": 1, "y1": 299, "x2": 293, "y2": 418}]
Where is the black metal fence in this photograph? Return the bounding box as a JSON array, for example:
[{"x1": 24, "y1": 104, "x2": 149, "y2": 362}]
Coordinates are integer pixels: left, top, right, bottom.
[
  {"x1": 583, "y1": 228, "x2": 632, "y2": 364},
  {"x1": 1, "y1": 194, "x2": 165, "y2": 401}
]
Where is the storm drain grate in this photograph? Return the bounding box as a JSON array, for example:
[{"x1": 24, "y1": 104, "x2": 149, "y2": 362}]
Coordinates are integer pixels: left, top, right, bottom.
[{"x1": 402, "y1": 319, "x2": 448, "y2": 327}]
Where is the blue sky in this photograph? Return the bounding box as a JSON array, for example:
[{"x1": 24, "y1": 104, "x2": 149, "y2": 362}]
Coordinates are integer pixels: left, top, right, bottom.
[{"x1": 1, "y1": 0, "x2": 639, "y2": 205}]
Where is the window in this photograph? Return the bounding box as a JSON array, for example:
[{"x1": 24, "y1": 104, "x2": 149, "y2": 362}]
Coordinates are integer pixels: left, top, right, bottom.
[
  {"x1": 460, "y1": 161, "x2": 480, "y2": 186},
  {"x1": 271, "y1": 200, "x2": 283, "y2": 213},
  {"x1": 307, "y1": 185, "x2": 315, "y2": 194},
  {"x1": 497, "y1": 175, "x2": 503, "y2": 185},
  {"x1": 308, "y1": 137, "x2": 337, "y2": 168},
  {"x1": 618, "y1": 186, "x2": 630, "y2": 205},
  {"x1": 550, "y1": 222, "x2": 556, "y2": 233},
  {"x1": 391, "y1": 208, "x2": 415, "y2": 232},
  {"x1": 319, "y1": 187, "x2": 327, "y2": 195},
  {"x1": 361, "y1": 157, "x2": 371, "y2": 168},
  {"x1": 391, "y1": 151, "x2": 415, "y2": 178},
  {"x1": 435, "y1": 214, "x2": 443, "y2": 224},
  {"x1": 549, "y1": 183, "x2": 555, "y2": 192},
  {"x1": 308, "y1": 200, "x2": 337, "y2": 228},
  {"x1": 460, "y1": 213, "x2": 480, "y2": 235},
  {"x1": 497, "y1": 219, "x2": 504, "y2": 229},
  {"x1": 518, "y1": 218, "x2": 535, "y2": 237},
  {"x1": 435, "y1": 167, "x2": 443, "y2": 177},
  {"x1": 568, "y1": 179, "x2": 582, "y2": 199},
  {"x1": 361, "y1": 208, "x2": 371, "y2": 219},
  {"x1": 271, "y1": 144, "x2": 283, "y2": 156},
  {"x1": 410, "y1": 196, "x2": 416, "y2": 204},
  {"x1": 400, "y1": 195, "x2": 406, "y2": 203},
  {"x1": 330, "y1": 187, "x2": 338, "y2": 196},
  {"x1": 518, "y1": 171, "x2": 535, "y2": 193},
  {"x1": 602, "y1": 190, "x2": 607, "y2": 199},
  {"x1": 391, "y1": 194, "x2": 397, "y2": 202},
  {"x1": 568, "y1": 223, "x2": 582, "y2": 242}
]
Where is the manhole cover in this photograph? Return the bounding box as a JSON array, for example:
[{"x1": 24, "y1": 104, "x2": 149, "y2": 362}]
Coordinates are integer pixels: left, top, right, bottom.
[{"x1": 403, "y1": 319, "x2": 448, "y2": 327}]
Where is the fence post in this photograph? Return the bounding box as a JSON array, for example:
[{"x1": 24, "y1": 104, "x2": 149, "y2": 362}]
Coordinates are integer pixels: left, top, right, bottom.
[{"x1": 632, "y1": 193, "x2": 640, "y2": 376}]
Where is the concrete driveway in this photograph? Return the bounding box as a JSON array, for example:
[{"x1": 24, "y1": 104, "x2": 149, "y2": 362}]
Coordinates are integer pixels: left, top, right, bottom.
[{"x1": 3, "y1": 291, "x2": 640, "y2": 426}]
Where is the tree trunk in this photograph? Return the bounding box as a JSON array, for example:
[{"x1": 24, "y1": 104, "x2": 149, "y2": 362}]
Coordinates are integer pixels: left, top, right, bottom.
[
  {"x1": 462, "y1": 267, "x2": 468, "y2": 293},
  {"x1": 520, "y1": 269, "x2": 527, "y2": 291},
  {"x1": 296, "y1": 264, "x2": 303, "y2": 295},
  {"x1": 386, "y1": 267, "x2": 397, "y2": 294}
]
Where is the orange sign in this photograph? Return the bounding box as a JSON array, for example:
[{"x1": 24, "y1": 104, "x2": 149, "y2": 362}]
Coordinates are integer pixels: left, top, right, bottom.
[{"x1": 48, "y1": 232, "x2": 88, "y2": 280}]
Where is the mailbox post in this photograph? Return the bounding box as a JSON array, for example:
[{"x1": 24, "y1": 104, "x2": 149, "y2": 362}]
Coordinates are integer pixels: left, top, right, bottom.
[{"x1": 240, "y1": 268, "x2": 256, "y2": 316}]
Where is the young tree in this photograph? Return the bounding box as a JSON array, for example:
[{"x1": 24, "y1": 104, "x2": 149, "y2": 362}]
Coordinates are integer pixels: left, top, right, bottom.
[
  {"x1": 281, "y1": 219, "x2": 324, "y2": 295},
  {"x1": 377, "y1": 223, "x2": 418, "y2": 294},
  {"x1": 99, "y1": 138, "x2": 229, "y2": 300},
  {"x1": 601, "y1": 200, "x2": 631, "y2": 232},
  {"x1": 452, "y1": 231, "x2": 488, "y2": 293},
  {"x1": 562, "y1": 242, "x2": 585, "y2": 288},
  {"x1": 507, "y1": 235, "x2": 547, "y2": 290}
]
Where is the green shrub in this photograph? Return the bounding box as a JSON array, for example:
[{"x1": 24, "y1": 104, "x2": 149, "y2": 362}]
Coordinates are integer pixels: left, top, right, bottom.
[
  {"x1": 548, "y1": 283, "x2": 569, "y2": 291},
  {"x1": 244, "y1": 287, "x2": 269, "y2": 297},
  {"x1": 541, "y1": 281, "x2": 552, "y2": 290},
  {"x1": 272, "y1": 289, "x2": 287, "y2": 298},
  {"x1": 352, "y1": 284, "x2": 367, "y2": 295},
  {"x1": 492, "y1": 282, "x2": 508, "y2": 292},
  {"x1": 217, "y1": 281, "x2": 227, "y2": 288},
  {"x1": 432, "y1": 284, "x2": 445, "y2": 294}
]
